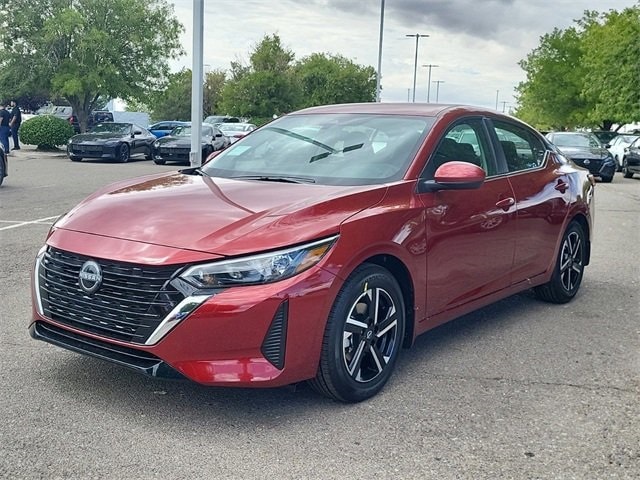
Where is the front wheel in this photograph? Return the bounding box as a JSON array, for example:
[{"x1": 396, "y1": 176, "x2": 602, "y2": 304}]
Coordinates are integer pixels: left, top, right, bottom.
[
  {"x1": 622, "y1": 159, "x2": 634, "y2": 178},
  {"x1": 309, "y1": 264, "x2": 405, "y2": 402},
  {"x1": 534, "y1": 222, "x2": 586, "y2": 303},
  {"x1": 600, "y1": 174, "x2": 613, "y2": 183},
  {"x1": 117, "y1": 143, "x2": 130, "y2": 163}
]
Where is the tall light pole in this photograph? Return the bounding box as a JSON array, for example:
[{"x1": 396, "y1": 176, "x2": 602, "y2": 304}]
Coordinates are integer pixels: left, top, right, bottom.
[
  {"x1": 376, "y1": 0, "x2": 385, "y2": 102},
  {"x1": 190, "y1": 0, "x2": 204, "y2": 168},
  {"x1": 495, "y1": 89, "x2": 499, "y2": 110},
  {"x1": 406, "y1": 33, "x2": 429, "y2": 102},
  {"x1": 433, "y1": 80, "x2": 444, "y2": 102},
  {"x1": 422, "y1": 64, "x2": 439, "y2": 102}
]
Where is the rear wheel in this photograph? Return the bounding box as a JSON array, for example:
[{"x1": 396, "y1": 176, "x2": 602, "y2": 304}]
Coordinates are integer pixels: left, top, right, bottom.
[
  {"x1": 309, "y1": 264, "x2": 405, "y2": 402},
  {"x1": 534, "y1": 222, "x2": 586, "y2": 303},
  {"x1": 153, "y1": 159, "x2": 166, "y2": 165},
  {"x1": 69, "y1": 155, "x2": 83, "y2": 162},
  {"x1": 600, "y1": 174, "x2": 613, "y2": 183},
  {"x1": 118, "y1": 143, "x2": 130, "y2": 163}
]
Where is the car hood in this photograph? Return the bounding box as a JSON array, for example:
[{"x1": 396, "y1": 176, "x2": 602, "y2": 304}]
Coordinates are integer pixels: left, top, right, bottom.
[
  {"x1": 54, "y1": 172, "x2": 387, "y2": 256},
  {"x1": 72, "y1": 132, "x2": 127, "y2": 142},
  {"x1": 558, "y1": 146, "x2": 610, "y2": 159}
]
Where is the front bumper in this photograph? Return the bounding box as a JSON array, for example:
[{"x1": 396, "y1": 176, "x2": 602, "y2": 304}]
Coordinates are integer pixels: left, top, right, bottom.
[
  {"x1": 68, "y1": 143, "x2": 119, "y2": 160},
  {"x1": 31, "y1": 251, "x2": 338, "y2": 387}
]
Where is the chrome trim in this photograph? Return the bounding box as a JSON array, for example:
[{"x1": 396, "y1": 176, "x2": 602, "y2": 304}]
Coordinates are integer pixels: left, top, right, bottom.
[
  {"x1": 144, "y1": 294, "x2": 211, "y2": 345},
  {"x1": 34, "y1": 245, "x2": 47, "y2": 316}
]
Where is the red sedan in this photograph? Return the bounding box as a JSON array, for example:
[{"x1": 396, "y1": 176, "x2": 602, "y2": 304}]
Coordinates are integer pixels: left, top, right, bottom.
[{"x1": 30, "y1": 104, "x2": 594, "y2": 402}]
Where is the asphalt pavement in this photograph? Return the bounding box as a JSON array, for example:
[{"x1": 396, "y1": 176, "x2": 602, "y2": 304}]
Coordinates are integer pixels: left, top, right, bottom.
[{"x1": 0, "y1": 145, "x2": 638, "y2": 479}]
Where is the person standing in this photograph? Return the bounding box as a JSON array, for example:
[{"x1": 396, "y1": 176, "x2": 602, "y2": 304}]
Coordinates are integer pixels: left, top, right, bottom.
[
  {"x1": 0, "y1": 103, "x2": 11, "y2": 155},
  {"x1": 9, "y1": 100, "x2": 21, "y2": 150}
]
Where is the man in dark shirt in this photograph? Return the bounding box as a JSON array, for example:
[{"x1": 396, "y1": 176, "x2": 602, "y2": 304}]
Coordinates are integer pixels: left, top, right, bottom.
[
  {"x1": 9, "y1": 100, "x2": 21, "y2": 150},
  {"x1": 0, "y1": 103, "x2": 11, "y2": 155}
]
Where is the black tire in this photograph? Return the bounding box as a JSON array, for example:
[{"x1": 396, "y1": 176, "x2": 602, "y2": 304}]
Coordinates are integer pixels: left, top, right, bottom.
[
  {"x1": 309, "y1": 263, "x2": 405, "y2": 402},
  {"x1": 615, "y1": 156, "x2": 622, "y2": 172},
  {"x1": 534, "y1": 222, "x2": 586, "y2": 304},
  {"x1": 153, "y1": 159, "x2": 166, "y2": 165},
  {"x1": 145, "y1": 148, "x2": 153, "y2": 160},
  {"x1": 69, "y1": 155, "x2": 83, "y2": 162},
  {"x1": 600, "y1": 174, "x2": 613, "y2": 183},
  {"x1": 622, "y1": 159, "x2": 634, "y2": 178},
  {"x1": 118, "y1": 143, "x2": 130, "y2": 163}
]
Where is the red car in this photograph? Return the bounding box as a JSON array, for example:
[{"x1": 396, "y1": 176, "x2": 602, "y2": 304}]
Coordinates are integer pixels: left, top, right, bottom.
[{"x1": 30, "y1": 104, "x2": 594, "y2": 402}]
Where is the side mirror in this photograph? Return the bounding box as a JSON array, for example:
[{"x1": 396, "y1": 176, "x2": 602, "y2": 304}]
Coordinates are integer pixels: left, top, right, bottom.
[
  {"x1": 418, "y1": 161, "x2": 486, "y2": 193},
  {"x1": 133, "y1": 130, "x2": 142, "y2": 136},
  {"x1": 215, "y1": 133, "x2": 223, "y2": 138}
]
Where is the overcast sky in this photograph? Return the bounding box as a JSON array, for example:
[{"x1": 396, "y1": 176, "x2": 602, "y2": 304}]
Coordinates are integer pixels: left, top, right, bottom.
[{"x1": 170, "y1": 0, "x2": 634, "y2": 111}]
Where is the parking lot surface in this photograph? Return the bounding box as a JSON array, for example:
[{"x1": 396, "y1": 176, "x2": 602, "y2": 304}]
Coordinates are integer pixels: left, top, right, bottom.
[{"x1": 1, "y1": 146, "x2": 638, "y2": 479}]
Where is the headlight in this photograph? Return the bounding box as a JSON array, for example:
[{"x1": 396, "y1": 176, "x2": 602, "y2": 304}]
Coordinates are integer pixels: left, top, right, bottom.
[{"x1": 179, "y1": 236, "x2": 338, "y2": 288}]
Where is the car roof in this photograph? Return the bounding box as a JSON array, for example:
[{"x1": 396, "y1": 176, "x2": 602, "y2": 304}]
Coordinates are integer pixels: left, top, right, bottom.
[{"x1": 291, "y1": 103, "x2": 494, "y2": 117}]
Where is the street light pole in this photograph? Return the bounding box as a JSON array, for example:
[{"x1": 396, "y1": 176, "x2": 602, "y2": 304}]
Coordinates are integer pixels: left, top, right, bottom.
[
  {"x1": 433, "y1": 80, "x2": 444, "y2": 102},
  {"x1": 422, "y1": 64, "x2": 439, "y2": 102},
  {"x1": 406, "y1": 33, "x2": 429, "y2": 102},
  {"x1": 376, "y1": 0, "x2": 385, "y2": 102},
  {"x1": 495, "y1": 89, "x2": 499, "y2": 110}
]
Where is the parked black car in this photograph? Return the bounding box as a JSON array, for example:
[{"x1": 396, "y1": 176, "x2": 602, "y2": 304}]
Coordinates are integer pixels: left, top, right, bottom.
[
  {"x1": 152, "y1": 124, "x2": 229, "y2": 165},
  {"x1": 621, "y1": 136, "x2": 640, "y2": 179},
  {"x1": 67, "y1": 122, "x2": 156, "y2": 163},
  {"x1": 545, "y1": 131, "x2": 616, "y2": 182},
  {"x1": 0, "y1": 144, "x2": 7, "y2": 186}
]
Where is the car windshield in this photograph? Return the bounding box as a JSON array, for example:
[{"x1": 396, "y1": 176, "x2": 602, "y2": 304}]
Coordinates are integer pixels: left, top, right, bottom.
[
  {"x1": 91, "y1": 123, "x2": 131, "y2": 134},
  {"x1": 201, "y1": 113, "x2": 434, "y2": 186},
  {"x1": 171, "y1": 125, "x2": 213, "y2": 137},
  {"x1": 553, "y1": 134, "x2": 601, "y2": 148}
]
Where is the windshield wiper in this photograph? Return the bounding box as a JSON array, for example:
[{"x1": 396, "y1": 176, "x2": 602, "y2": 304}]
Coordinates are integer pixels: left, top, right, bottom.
[
  {"x1": 231, "y1": 175, "x2": 315, "y2": 184},
  {"x1": 309, "y1": 142, "x2": 364, "y2": 163},
  {"x1": 264, "y1": 127, "x2": 336, "y2": 153}
]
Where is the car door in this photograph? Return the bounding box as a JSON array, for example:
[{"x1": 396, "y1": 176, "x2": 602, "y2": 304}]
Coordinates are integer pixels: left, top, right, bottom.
[
  {"x1": 421, "y1": 118, "x2": 517, "y2": 316},
  {"x1": 487, "y1": 118, "x2": 570, "y2": 286}
]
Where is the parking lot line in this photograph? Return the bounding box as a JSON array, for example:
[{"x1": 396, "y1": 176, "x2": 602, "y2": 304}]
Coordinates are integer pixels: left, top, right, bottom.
[{"x1": 0, "y1": 216, "x2": 59, "y2": 231}]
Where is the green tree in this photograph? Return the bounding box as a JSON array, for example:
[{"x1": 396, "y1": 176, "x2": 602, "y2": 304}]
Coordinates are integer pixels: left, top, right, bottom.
[
  {"x1": 515, "y1": 6, "x2": 640, "y2": 130},
  {"x1": 203, "y1": 69, "x2": 227, "y2": 117},
  {"x1": 580, "y1": 7, "x2": 640, "y2": 129},
  {"x1": 0, "y1": 0, "x2": 183, "y2": 131},
  {"x1": 148, "y1": 69, "x2": 192, "y2": 122},
  {"x1": 219, "y1": 34, "x2": 299, "y2": 121},
  {"x1": 294, "y1": 53, "x2": 376, "y2": 108},
  {"x1": 514, "y1": 27, "x2": 587, "y2": 130}
]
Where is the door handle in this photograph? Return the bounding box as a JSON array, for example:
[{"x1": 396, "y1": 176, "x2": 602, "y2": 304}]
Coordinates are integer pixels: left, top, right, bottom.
[
  {"x1": 555, "y1": 180, "x2": 569, "y2": 193},
  {"x1": 495, "y1": 197, "x2": 515, "y2": 211}
]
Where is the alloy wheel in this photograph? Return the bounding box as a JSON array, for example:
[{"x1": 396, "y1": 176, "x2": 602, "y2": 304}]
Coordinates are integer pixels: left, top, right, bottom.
[{"x1": 559, "y1": 230, "x2": 583, "y2": 293}]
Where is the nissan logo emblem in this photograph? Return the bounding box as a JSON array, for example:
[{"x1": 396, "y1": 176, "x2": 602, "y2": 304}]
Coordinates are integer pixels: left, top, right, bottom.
[{"x1": 79, "y1": 260, "x2": 102, "y2": 294}]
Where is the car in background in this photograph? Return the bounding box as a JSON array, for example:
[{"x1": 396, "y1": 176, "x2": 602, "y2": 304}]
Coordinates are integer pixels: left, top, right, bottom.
[
  {"x1": 31, "y1": 103, "x2": 594, "y2": 403},
  {"x1": 148, "y1": 121, "x2": 189, "y2": 139},
  {"x1": 203, "y1": 115, "x2": 240, "y2": 125},
  {"x1": 0, "y1": 143, "x2": 7, "y2": 187},
  {"x1": 217, "y1": 122, "x2": 257, "y2": 143},
  {"x1": 545, "y1": 131, "x2": 616, "y2": 182},
  {"x1": 607, "y1": 134, "x2": 639, "y2": 171},
  {"x1": 70, "y1": 110, "x2": 114, "y2": 133},
  {"x1": 152, "y1": 123, "x2": 229, "y2": 165},
  {"x1": 67, "y1": 122, "x2": 156, "y2": 163},
  {"x1": 591, "y1": 130, "x2": 619, "y2": 146},
  {"x1": 621, "y1": 136, "x2": 640, "y2": 179}
]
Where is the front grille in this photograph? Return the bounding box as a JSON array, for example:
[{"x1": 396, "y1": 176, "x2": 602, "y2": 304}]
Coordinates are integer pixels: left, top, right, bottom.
[
  {"x1": 37, "y1": 247, "x2": 185, "y2": 344},
  {"x1": 160, "y1": 147, "x2": 190, "y2": 157},
  {"x1": 73, "y1": 145, "x2": 103, "y2": 154}
]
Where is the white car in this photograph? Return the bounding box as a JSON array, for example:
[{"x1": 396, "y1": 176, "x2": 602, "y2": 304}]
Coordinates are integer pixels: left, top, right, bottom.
[
  {"x1": 218, "y1": 122, "x2": 257, "y2": 143},
  {"x1": 607, "y1": 134, "x2": 639, "y2": 171}
]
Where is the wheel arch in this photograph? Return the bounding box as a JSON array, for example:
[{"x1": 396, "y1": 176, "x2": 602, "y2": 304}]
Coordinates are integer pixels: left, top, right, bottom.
[{"x1": 362, "y1": 254, "x2": 415, "y2": 349}]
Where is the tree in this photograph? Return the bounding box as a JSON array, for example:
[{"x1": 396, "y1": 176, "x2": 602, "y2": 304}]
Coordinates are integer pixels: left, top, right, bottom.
[
  {"x1": 515, "y1": 6, "x2": 640, "y2": 130},
  {"x1": 148, "y1": 69, "x2": 192, "y2": 122},
  {"x1": 0, "y1": 0, "x2": 183, "y2": 131},
  {"x1": 580, "y1": 7, "x2": 640, "y2": 129},
  {"x1": 294, "y1": 53, "x2": 376, "y2": 108},
  {"x1": 514, "y1": 27, "x2": 588, "y2": 130},
  {"x1": 203, "y1": 69, "x2": 227, "y2": 117},
  {"x1": 219, "y1": 34, "x2": 300, "y2": 121}
]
